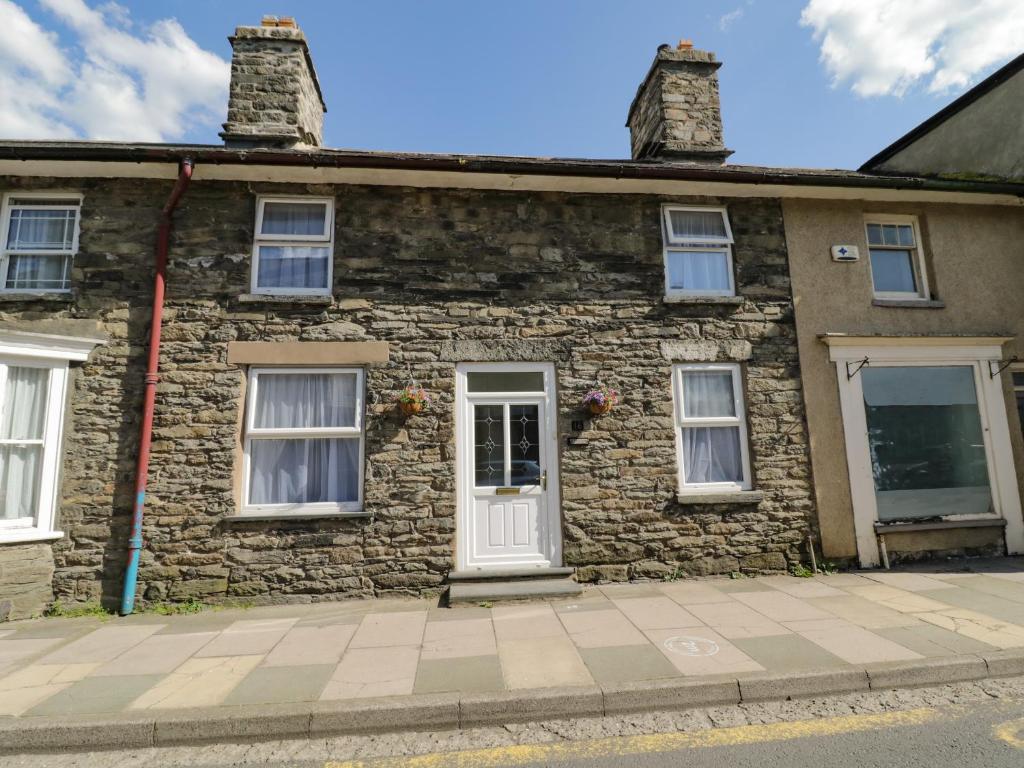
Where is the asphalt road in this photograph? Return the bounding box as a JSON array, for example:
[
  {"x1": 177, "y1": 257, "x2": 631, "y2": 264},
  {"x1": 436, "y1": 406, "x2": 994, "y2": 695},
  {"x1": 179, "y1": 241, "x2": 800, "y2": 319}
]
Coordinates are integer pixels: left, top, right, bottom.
[{"x1": 5, "y1": 677, "x2": 1024, "y2": 768}]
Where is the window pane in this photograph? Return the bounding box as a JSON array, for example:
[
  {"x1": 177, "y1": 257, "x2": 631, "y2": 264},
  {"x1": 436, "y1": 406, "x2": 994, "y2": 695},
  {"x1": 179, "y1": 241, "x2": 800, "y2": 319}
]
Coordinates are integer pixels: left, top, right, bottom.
[
  {"x1": 862, "y1": 366, "x2": 991, "y2": 521},
  {"x1": 256, "y1": 245, "x2": 330, "y2": 290},
  {"x1": 667, "y1": 250, "x2": 731, "y2": 292},
  {"x1": 509, "y1": 404, "x2": 540, "y2": 486},
  {"x1": 254, "y1": 373, "x2": 357, "y2": 429},
  {"x1": 1012, "y1": 372, "x2": 1024, "y2": 388},
  {"x1": 467, "y1": 372, "x2": 544, "y2": 393},
  {"x1": 682, "y1": 371, "x2": 736, "y2": 418},
  {"x1": 248, "y1": 437, "x2": 359, "y2": 504},
  {"x1": 668, "y1": 209, "x2": 727, "y2": 241},
  {"x1": 682, "y1": 426, "x2": 743, "y2": 484},
  {"x1": 2, "y1": 366, "x2": 48, "y2": 440},
  {"x1": 897, "y1": 225, "x2": 915, "y2": 247},
  {"x1": 866, "y1": 223, "x2": 883, "y2": 246},
  {"x1": 260, "y1": 202, "x2": 328, "y2": 236},
  {"x1": 0, "y1": 445, "x2": 42, "y2": 520},
  {"x1": 6, "y1": 208, "x2": 76, "y2": 251},
  {"x1": 5, "y1": 254, "x2": 71, "y2": 290},
  {"x1": 869, "y1": 248, "x2": 917, "y2": 294},
  {"x1": 474, "y1": 404, "x2": 505, "y2": 487}
]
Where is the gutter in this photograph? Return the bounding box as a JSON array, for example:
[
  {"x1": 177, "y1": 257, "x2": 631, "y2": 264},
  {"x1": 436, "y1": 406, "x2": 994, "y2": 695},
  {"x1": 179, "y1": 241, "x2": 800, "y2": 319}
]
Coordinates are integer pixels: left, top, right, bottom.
[
  {"x1": 1, "y1": 144, "x2": 1023, "y2": 198},
  {"x1": 120, "y1": 158, "x2": 194, "y2": 616}
]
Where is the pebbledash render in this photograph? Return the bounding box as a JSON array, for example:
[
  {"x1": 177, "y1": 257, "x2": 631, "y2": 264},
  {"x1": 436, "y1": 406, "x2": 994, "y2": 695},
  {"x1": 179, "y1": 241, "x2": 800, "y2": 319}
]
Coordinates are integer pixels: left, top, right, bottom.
[{"x1": 0, "y1": 21, "x2": 1019, "y2": 619}]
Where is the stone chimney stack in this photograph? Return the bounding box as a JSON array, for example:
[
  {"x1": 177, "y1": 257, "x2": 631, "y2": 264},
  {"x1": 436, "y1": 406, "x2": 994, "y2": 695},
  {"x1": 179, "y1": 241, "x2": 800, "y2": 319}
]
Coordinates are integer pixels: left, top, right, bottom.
[
  {"x1": 626, "y1": 41, "x2": 732, "y2": 163},
  {"x1": 220, "y1": 16, "x2": 327, "y2": 149}
]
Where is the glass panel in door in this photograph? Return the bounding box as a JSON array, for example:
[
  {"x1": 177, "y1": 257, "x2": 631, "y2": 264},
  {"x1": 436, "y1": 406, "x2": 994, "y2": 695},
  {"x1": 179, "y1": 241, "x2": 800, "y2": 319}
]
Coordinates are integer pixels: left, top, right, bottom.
[
  {"x1": 474, "y1": 404, "x2": 505, "y2": 487},
  {"x1": 509, "y1": 404, "x2": 541, "y2": 486}
]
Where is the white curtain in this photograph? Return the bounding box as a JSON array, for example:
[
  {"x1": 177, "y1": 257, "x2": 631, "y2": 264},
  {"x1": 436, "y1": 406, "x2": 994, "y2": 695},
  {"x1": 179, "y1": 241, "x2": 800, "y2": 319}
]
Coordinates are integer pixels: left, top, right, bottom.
[
  {"x1": 683, "y1": 427, "x2": 742, "y2": 484},
  {"x1": 682, "y1": 371, "x2": 735, "y2": 418},
  {"x1": 1, "y1": 366, "x2": 48, "y2": 521},
  {"x1": 256, "y1": 246, "x2": 330, "y2": 290},
  {"x1": 7, "y1": 209, "x2": 74, "y2": 250},
  {"x1": 260, "y1": 202, "x2": 326, "y2": 236},
  {"x1": 249, "y1": 438, "x2": 359, "y2": 504},
  {"x1": 668, "y1": 251, "x2": 730, "y2": 292},
  {"x1": 669, "y1": 210, "x2": 726, "y2": 240},
  {"x1": 255, "y1": 373, "x2": 356, "y2": 429},
  {"x1": 7, "y1": 254, "x2": 68, "y2": 290}
]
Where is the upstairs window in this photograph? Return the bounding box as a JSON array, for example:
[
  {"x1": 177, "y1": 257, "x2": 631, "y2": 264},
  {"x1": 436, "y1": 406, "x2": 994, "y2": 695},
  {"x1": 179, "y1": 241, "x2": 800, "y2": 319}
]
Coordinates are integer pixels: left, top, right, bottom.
[
  {"x1": 252, "y1": 197, "x2": 334, "y2": 295},
  {"x1": 1, "y1": 194, "x2": 82, "y2": 292},
  {"x1": 661, "y1": 205, "x2": 735, "y2": 297},
  {"x1": 865, "y1": 216, "x2": 928, "y2": 300}
]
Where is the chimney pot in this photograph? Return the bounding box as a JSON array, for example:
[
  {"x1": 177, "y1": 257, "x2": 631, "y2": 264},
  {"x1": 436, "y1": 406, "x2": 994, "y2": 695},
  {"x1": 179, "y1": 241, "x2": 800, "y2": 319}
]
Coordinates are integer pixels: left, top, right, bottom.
[{"x1": 677, "y1": 39, "x2": 694, "y2": 50}]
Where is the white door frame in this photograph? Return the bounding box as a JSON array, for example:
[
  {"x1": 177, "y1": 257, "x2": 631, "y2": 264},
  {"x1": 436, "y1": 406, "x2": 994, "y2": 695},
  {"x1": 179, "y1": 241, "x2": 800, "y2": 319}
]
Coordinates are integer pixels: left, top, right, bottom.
[
  {"x1": 454, "y1": 361, "x2": 562, "y2": 571},
  {"x1": 826, "y1": 338, "x2": 1024, "y2": 567}
]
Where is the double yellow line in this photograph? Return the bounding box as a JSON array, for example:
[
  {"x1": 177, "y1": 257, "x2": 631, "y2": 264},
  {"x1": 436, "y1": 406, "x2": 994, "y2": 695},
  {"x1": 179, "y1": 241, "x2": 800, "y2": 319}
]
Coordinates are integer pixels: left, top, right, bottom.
[{"x1": 325, "y1": 706, "x2": 943, "y2": 768}]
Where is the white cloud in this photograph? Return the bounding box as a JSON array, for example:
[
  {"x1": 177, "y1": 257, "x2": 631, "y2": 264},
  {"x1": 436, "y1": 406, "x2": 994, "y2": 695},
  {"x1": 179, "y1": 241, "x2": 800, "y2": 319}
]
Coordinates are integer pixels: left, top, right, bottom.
[
  {"x1": 719, "y1": 7, "x2": 744, "y2": 31},
  {"x1": 800, "y1": 0, "x2": 1024, "y2": 97},
  {"x1": 0, "y1": 0, "x2": 229, "y2": 141}
]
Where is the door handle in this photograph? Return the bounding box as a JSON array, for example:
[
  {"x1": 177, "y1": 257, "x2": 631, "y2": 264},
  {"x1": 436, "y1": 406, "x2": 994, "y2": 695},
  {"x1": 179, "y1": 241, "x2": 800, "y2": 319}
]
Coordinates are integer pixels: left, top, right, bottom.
[{"x1": 541, "y1": 471, "x2": 548, "y2": 490}]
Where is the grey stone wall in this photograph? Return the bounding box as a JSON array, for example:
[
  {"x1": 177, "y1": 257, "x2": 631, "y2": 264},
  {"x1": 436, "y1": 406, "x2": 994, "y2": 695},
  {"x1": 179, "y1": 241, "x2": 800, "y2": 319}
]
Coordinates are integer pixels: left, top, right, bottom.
[
  {"x1": 221, "y1": 25, "x2": 325, "y2": 148},
  {"x1": 627, "y1": 47, "x2": 731, "y2": 163},
  {"x1": 0, "y1": 176, "x2": 814, "y2": 610}
]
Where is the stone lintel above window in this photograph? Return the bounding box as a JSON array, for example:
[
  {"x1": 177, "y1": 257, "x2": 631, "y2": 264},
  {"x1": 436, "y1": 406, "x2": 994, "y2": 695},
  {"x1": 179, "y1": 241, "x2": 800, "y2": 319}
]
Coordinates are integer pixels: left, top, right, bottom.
[
  {"x1": 677, "y1": 490, "x2": 764, "y2": 505},
  {"x1": 226, "y1": 341, "x2": 389, "y2": 366}
]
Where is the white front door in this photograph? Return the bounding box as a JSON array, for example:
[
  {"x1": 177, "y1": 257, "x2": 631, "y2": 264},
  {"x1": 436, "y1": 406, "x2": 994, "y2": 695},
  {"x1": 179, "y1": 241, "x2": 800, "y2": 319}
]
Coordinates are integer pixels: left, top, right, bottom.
[{"x1": 456, "y1": 363, "x2": 561, "y2": 570}]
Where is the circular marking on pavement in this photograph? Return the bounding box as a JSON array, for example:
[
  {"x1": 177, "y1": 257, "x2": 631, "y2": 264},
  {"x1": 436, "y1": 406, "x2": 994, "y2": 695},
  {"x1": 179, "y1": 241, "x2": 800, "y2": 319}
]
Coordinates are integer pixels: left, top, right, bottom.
[
  {"x1": 663, "y1": 635, "x2": 720, "y2": 657},
  {"x1": 994, "y1": 717, "x2": 1024, "y2": 750}
]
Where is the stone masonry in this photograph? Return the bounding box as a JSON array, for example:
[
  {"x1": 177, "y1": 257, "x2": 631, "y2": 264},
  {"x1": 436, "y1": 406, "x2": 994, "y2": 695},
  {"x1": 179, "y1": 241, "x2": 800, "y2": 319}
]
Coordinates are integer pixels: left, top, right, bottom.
[
  {"x1": 0, "y1": 174, "x2": 815, "y2": 613},
  {"x1": 220, "y1": 23, "x2": 326, "y2": 148},
  {"x1": 627, "y1": 45, "x2": 733, "y2": 163}
]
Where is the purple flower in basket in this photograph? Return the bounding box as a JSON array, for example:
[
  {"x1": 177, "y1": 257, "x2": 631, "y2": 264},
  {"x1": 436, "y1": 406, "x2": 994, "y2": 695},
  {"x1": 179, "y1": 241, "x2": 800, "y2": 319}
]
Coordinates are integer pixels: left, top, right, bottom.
[{"x1": 582, "y1": 385, "x2": 619, "y2": 407}]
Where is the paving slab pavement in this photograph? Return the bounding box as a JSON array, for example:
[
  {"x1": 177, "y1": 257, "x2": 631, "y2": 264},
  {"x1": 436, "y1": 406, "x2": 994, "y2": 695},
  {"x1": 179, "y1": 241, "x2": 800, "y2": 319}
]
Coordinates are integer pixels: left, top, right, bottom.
[{"x1": 3, "y1": 560, "x2": 1024, "y2": 752}]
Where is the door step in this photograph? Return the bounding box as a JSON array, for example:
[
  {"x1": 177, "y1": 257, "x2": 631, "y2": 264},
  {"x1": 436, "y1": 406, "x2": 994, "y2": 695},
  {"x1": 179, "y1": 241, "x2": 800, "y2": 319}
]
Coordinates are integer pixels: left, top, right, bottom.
[{"x1": 446, "y1": 567, "x2": 581, "y2": 604}]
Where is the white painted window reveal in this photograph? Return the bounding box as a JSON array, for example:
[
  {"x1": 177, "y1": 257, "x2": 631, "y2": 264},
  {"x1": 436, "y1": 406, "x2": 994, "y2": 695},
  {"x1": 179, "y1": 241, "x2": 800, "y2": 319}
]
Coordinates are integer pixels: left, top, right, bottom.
[
  {"x1": 0, "y1": 193, "x2": 82, "y2": 293},
  {"x1": 661, "y1": 205, "x2": 736, "y2": 298},
  {"x1": 865, "y1": 215, "x2": 929, "y2": 300},
  {"x1": 672, "y1": 363, "x2": 752, "y2": 492},
  {"x1": 241, "y1": 367, "x2": 365, "y2": 517},
  {"x1": 251, "y1": 196, "x2": 334, "y2": 295}
]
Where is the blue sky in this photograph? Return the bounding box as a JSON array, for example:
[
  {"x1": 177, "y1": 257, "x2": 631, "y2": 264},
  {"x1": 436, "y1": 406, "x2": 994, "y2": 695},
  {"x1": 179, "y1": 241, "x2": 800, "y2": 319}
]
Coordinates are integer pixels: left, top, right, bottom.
[{"x1": 2, "y1": 0, "x2": 1022, "y2": 170}]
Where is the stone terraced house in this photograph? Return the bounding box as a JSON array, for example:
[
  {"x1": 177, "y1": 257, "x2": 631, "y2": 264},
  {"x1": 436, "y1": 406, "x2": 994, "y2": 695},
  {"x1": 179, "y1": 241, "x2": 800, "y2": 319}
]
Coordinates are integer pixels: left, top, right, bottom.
[{"x1": 0, "y1": 19, "x2": 1022, "y2": 620}]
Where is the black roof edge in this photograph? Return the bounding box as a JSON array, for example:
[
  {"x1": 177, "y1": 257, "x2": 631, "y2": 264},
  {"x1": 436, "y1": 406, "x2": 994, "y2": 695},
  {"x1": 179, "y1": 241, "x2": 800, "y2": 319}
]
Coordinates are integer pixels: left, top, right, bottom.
[
  {"x1": 1, "y1": 143, "x2": 1022, "y2": 197},
  {"x1": 860, "y1": 50, "x2": 1024, "y2": 172}
]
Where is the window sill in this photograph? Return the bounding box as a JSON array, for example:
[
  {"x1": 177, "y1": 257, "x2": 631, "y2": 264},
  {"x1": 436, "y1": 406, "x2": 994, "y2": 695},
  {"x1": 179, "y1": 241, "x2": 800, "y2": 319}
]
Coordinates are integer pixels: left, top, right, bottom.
[
  {"x1": 236, "y1": 293, "x2": 333, "y2": 306},
  {"x1": 228, "y1": 509, "x2": 369, "y2": 522},
  {"x1": 663, "y1": 295, "x2": 744, "y2": 306},
  {"x1": 0, "y1": 529, "x2": 64, "y2": 545},
  {"x1": 676, "y1": 490, "x2": 764, "y2": 505},
  {"x1": 874, "y1": 518, "x2": 1006, "y2": 534},
  {"x1": 872, "y1": 298, "x2": 945, "y2": 309},
  {"x1": 0, "y1": 291, "x2": 75, "y2": 303}
]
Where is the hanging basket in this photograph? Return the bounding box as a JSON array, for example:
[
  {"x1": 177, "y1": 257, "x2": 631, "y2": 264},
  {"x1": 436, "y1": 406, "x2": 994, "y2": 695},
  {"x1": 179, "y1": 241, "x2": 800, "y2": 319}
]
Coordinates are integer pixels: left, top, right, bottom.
[
  {"x1": 587, "y1": 400, "x2": 614, "y2": 416},
  {"x1": 582, "y1": 384, "x2": 619, "y2": 417},
  {"x1": 399, "y1": 399, "x2": 424, "y2": 416}
]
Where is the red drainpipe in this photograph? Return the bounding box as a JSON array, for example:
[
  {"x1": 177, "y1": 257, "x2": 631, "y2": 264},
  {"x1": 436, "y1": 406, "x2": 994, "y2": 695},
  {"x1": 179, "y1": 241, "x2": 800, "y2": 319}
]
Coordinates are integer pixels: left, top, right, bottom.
[{"x1": 120, "y1": 158, "x2": 194, "y2": 615}]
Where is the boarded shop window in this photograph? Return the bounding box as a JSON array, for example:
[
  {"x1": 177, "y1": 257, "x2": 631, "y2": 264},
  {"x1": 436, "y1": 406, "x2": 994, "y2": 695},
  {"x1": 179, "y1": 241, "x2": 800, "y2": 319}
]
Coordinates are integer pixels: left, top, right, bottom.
[
  {"x1": 241, "y1": 368, "x2": 365, "y2": 516},
  {"x1": 0, "y1": 194, "x2": 82, "y2": 292},
  {"x1": 661, "y1": 205, "x2": 735, "y2": 297},
  {"x1": 672, "y1": 363, "x2": 752, "y2": 491},
  {"x1": 252, "y1": 197, "x2": 334, "y2": 295}
]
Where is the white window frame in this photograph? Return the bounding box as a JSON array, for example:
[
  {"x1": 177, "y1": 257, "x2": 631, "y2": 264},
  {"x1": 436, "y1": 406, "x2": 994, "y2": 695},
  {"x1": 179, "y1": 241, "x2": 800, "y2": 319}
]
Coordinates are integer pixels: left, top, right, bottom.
[
  {"x1": 1012, "y1": 365, "x2": 1024, "y2": 434},
  {"x1": 0, "y1": 329, "x2": 102, "y2": 543},
  {"x1": 864, "y1": 214, "x2": 929, "y2": 301},
  {"x1": 0, "y1": 192, "x2": 83, "y2": 294},
  {"x1": 251, "y1": 196, "x2": 334, "y2": 296},
  {"x1": 661, "y1": 205, "x2": 736, "y2": 298},
  {"x1": 672, "y1": 363, "x2": 752, "y2": 492},
  {"x1": 240, "y1": 366, "x2": 365, "y2": 518},
  {"x1": 827, "y1": 338, "x2": 1024, "y2": 567}
]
